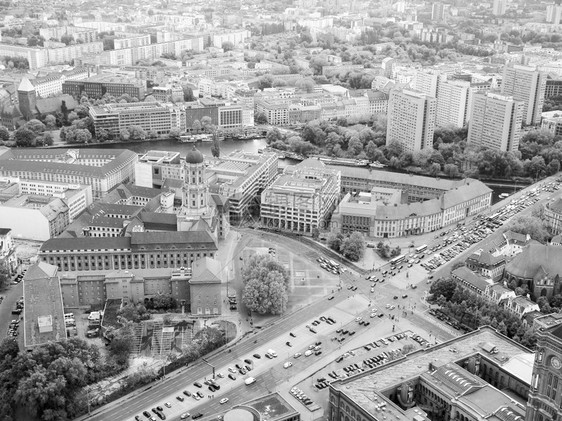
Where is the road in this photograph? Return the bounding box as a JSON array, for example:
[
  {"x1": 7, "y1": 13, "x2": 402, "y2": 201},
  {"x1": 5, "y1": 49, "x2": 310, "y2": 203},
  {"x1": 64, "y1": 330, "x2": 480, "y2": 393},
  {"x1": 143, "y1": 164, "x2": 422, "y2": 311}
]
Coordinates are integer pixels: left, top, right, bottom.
[{"x1": 0, "y1": 281, "x2": 23, "y2": 347}]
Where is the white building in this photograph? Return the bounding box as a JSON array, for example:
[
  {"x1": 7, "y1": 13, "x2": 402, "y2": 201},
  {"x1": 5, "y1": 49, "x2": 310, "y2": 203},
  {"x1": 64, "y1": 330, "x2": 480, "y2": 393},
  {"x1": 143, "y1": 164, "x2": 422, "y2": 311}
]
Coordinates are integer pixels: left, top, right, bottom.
[
  {"x1": 436, "y1": 79, "x2": 472, "y2": 128},
  {"x1": 414, "y1": 69, "x2": 445, "y2": 98},
  {"x1": 386, "y1": 89, "x2": 436, "y2": 153},
  {"x1": 502, "y1": 63, "x2": 547, "y2": 126}
]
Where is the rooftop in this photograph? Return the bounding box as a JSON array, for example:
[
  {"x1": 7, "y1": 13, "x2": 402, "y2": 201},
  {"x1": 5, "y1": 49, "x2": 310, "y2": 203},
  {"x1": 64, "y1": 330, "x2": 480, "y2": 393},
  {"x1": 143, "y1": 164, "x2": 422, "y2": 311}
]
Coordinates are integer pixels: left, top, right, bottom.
[
  {"x1": 505, "y1": 243, "x2": 562, "y2": 279},
  {"x1": 241, "y1": 392, "x2": 299, "y2": 421}
]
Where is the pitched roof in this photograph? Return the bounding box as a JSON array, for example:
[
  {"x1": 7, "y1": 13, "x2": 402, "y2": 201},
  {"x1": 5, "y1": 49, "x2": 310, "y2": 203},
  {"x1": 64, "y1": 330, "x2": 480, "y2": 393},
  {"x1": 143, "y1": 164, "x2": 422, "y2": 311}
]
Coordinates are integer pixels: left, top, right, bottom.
[
  {"x1": 40, "y1": 236, "x2": 131, "y2": 252},
  {"x1": 24, "y1": 262, "x2": 58, "y2": 280},
  {"x1": 452, "y1": 266, "x2": 493, "y2": 292},
  {"x1": 505, "y1": 243, "x2": 562, "y2": 279},
  {"x1": 18, "y1": 77, "x2": 35, "y2": 92},
  {"x1": 130, "y1": 231, "x2": 217, "y2": 247},
  {"x1": 190, "y1": 257, "x2": 222, "y2": 284}
]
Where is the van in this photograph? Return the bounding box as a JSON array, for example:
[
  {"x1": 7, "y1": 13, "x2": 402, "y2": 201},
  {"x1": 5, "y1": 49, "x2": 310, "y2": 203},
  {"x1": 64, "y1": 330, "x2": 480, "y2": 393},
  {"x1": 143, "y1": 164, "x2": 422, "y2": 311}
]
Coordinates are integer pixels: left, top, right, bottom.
[{"x1": 245, "y1": 377, "x2": 256, "y2": 385}]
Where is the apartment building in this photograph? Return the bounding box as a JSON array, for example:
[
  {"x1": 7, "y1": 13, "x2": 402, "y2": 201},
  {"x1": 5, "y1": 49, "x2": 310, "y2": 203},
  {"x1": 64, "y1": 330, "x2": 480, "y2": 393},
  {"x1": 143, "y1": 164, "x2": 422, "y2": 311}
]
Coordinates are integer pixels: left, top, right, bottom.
[
  {"x1": 386, "y1": 89, "x2": 436, "y2": 153},
  {"x1": 260, "y1": 159, "x2": 340, "y2": 234},
  {"x1": 113, "y1": 34, "x2": 152, "y2": 50},
  {"x1": 255, "y1": 99, "x2": 289, "y2": 126},
  {"x1": 31, "y1": 67, "x2": 89, "y2": 98},
  {"x1": 414, "y1": 69, "x2": 445, "y2": 98},
  {"x1": 39, "y1": 26, "x2": 98, "y2": 44},
  {"x1": 501, "y1": 63, "x2": 546, "y2": 125},
  {"x1": 541, "y1": 110, "x2": 562, "y2": 137},
  {"x1": 468, "y1": 92, "x2": 523, "y2": 152},
  {"x1": 436, "y1": 79, "x2": 472, "y2": 128},
  {"x1": 207, "y1": 151, "x2": 278, "y2": 224},
  {"x1": 210, "y1": 30, "x2": 251, "y2": 48}
]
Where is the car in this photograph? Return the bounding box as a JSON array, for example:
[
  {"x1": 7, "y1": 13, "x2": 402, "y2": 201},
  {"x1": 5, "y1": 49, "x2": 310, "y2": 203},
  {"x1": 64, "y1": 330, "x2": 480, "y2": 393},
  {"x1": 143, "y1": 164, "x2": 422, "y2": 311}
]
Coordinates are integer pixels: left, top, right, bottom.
[
  {"x1": 244, "y1": 359, "x2": 252, "y2": 365},
  {"x1": 156, "y1": 406, "x2": 164, "y2": 412},
  {"x1": 283, "y1": 361, "x2": 293, "y2": 368},
  {"x1": 355, "y1": 317, "x2": 362, "y2": 322},
  {"x1": 228, "y1": 367, "x2": 237, "y2": 373},
  {"x1": 305, "y1": 350, "x2": 313, "y2": 357},
  {"x1": 183, "y1": 390, "x2": 191, "y2": 397},
  {"x1": 143, "y1": 411, "x2": 152, "y2": 418},
  {"x1": 220, "y1": 398, "x2": 229, "y2": 405},
  {"x1": 402, "y1": 294, "x2": 408, "y2": 299},
  {"x1": 228, "y1": 374, "x2": 236, "y2": 380},
  {"x1": 253, "y1": 353, "x2": 261, "y2": 359},
  {"x1": 235, "y1": 363, "x2": 243, "y2": 370},
  {"x1": 176, "y1": 396, "x2": 184, "y2": 402},
  {"x1": 328, "y1": 296, "x2": 335, "y2": 300},
  {"x1": 265, "y1": 353, "x2": 273, "y2": 359},
  {"x1": 164, "y1": 402, "x2": 171, "y2": 408},
  {"x1": 286, "y1": 341, "x2": 292, "y2": 347},
  {"x1": 315, "y1": 350, "x2": 322, "y2": 356},
  {"x1": 289, "y1": 332, "x2": 296, "y2": 337},
  {"x1": 197, "y1": 391, "x2": 204, "y2": 399},
  {"x1": 393, "y1": 296, "x2": 398, "y2": 299},
  {"x1": 192, "y1": 394, "x2": 200, "y2": 401},
  {"x1": 156, "y1": 412, "x2": 166, "y2": 420},
  {"x1": 294, "y1": 352, "x2": 302, "y2": 358},
  {"x1": 193, "y1": 382, "x2": 202, "y2": 388},
  {"x1": 192, "y1": 414, "x2": 204, "y2": 420},
  {"x1": 136, "y1": 416, "x2": 142, "y2": 421},
  {"x1": 180, "y1": 414, "x2": 190, "y2": 420},
  {"x1": 217, "y1": 372, "x2": 225, "y2": 378},
  {"x1": 239, "y1": 367, "x2": 247, "y2": 375}
]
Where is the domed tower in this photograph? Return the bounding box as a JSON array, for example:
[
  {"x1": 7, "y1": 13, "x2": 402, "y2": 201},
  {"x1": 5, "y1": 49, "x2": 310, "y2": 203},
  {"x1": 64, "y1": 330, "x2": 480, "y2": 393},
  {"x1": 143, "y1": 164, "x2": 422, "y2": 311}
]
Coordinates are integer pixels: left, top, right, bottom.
[{"x1": 182, "y1": 146, "x2": 209, "y2": 217}]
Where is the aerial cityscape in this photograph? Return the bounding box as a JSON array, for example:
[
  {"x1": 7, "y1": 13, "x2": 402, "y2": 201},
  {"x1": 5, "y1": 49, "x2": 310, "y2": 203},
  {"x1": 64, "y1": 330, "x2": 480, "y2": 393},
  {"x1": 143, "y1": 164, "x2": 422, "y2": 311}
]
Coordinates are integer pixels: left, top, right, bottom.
[{"x1": 2, "y1": 0, "x2": 562, "y2": 421}]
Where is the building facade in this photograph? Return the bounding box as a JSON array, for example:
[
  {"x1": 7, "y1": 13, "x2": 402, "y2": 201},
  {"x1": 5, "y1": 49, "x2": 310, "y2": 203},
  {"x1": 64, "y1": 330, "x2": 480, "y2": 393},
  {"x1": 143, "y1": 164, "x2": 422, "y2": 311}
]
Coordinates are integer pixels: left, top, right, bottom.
[
  {"x1": 261, "y1": 159, "x2": 340, "y2": 234},
  {"x1": 541, "y1": 111, "x2": 562, "y2": 137},
  {"x1": 502, "y1": 63, "x2": 546, "y2": 126},
  {"x1": 467, "y1": 92, "x2": 523, "y2": 152},
  {"x1": 436, "y1": 79, "x2": 472, "y2": 128},
  {"x1": 386, "y1": 89, "x2": 436, "y2": 153}
]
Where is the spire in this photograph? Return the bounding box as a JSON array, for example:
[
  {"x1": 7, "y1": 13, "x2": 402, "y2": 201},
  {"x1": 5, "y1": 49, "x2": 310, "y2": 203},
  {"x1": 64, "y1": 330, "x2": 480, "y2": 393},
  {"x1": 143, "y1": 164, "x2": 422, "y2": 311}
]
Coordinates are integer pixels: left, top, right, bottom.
[{"x1": 18, "y1": 77, "x2": 35, "y2": 92}]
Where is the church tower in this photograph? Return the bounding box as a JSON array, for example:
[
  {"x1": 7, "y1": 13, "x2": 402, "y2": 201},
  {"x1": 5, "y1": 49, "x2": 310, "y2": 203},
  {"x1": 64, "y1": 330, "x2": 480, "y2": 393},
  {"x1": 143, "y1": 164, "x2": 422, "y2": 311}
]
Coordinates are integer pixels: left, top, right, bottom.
[
  {"x1": 17, "y1": 77, "x2": 36, "y2": 121},
  {"x1": 181, "y1": 146, "x2": 209, "y2": 218}
]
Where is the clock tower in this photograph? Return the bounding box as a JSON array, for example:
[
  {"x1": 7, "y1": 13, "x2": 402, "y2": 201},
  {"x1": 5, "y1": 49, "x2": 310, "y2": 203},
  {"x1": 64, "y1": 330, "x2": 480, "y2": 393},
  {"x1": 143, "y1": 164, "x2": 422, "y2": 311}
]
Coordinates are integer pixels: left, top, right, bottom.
[{"x1": 526, "y1": 324, "x2": 562, "y2": 421}]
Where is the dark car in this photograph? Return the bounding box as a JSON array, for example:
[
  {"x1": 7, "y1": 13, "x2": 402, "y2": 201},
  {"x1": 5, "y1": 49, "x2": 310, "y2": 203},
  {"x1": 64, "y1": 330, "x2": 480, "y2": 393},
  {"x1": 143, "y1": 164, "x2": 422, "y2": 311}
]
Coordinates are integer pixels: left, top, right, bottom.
[
  {"x1": 136, "y1": 416, "x2": 142, "y2": 421},
  {"x1": 197, "y1": 391, "x2": 204, "y2": 399},
  {"x1": 194, "y1": 382, "x2": 202, "y2": 388},
  {"x1": 183, "y1": 390, "x2": 191, "y2": 397},
  {"x1": 244, "y1": 358, "x2": 252, "y2": 365},
  {"x1": 156, "y1": 406, "x2": 164, "y2": 412},
  {"x1": 143, "y1": 411, "x2": 152, "y2": 418},
  {"x1": 192, "y1": 414, "x2": 204, "y2": 420},
  {"x1": 253, "y1": 353, "x2": 261, "y2": 359},
  {"x1": 228, "y1": 374, "x2": 236, "y2": 380},
  {"x1": 289, "y1": 332, "x2": 296, "y2": 337},
  {"x1": 176, "y1": 396, "x2": 184, "y2": 402},
  {"x1": 286, "y1": 341, "x2": 292, "y2": 347},
  {"x1": 156, "y1": 411, "x2": 166, "y2": 420}
]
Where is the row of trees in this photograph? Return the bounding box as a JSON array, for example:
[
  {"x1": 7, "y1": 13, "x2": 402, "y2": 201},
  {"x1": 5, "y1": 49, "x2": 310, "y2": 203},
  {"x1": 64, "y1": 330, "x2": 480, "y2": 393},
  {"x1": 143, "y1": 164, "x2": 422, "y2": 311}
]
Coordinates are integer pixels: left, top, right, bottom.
[
  {"x1": 429, "y1": 278, "x2": 537, "y2": 349},
  {"x1": 327, "y1": 231, "x2": 366, "y2": 262}
]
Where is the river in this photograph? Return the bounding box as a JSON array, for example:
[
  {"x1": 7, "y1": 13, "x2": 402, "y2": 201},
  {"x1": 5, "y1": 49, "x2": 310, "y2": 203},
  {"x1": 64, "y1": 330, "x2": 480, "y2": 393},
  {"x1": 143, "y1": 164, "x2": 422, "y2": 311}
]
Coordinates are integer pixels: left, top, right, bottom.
[{"x1": 77, "y1": 138, "x2": 525, "y2": 205}]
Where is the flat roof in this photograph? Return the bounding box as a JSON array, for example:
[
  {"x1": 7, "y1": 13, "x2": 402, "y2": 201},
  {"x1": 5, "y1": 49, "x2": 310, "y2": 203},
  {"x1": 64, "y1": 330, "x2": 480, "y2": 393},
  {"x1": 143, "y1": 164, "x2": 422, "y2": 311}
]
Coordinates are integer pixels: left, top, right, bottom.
[
  {"x1": 330, "y1": 327, "x2": 533, "y2": 419},
  {"x1": 241, "y1": 392, "x2": 299, "y2": 421},
  {"x1": 23, "y1": 265, "x2": 66, "y2": 348}
]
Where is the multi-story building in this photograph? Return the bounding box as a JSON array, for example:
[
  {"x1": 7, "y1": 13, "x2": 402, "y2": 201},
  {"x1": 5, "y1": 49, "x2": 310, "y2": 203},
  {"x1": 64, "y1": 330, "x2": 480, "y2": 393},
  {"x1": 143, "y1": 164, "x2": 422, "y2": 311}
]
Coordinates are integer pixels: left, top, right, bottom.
[
  {"x1": 328, "y1": 326, "x2": 532, "y2": 421},
  {"x1": 89, "y1": 102, "x2": 184, "y2": 137},
  {"x1": 414, "y1": 69, "x2": 445, "y2": 98},
  {"x1": 546, "y1": 3, "x2": 562, "y2": 24},
  {"x1": 134, "y1": 150, "x2": 182, "y2": 188},
  {"x1": 0, "y1": 195, "x2": 69, "y2": 241},
  {"x1": 541, "y1": 110, "x2": 562, "y2": 137},
  {"x1": 527, "y1": 320, "x2": 562, "y2": 421},
  {"x1": 39, "y1": 26, "x2": 98, "y2": 44},
  {"x1": 386, "y1": 89, "x2": 436, "y2": 153},
  {"x1": 261, "y1": 159, "x2": 340, "y2": 234},
  {"x1": 366, "y1": 91, "x2": 388, "y2": 114},
  {"x1": 63, "y1": 74, "x2": 147, "y2": 99},
  {"x1": 39, "y1": 231, "x2": 218, "y2": 272},
  {"x1": 545, "y1": 75, "x2": 562, "y2": 98},
  {"x1": 467, "y1": 92, "x2": 523, "y2": 152},
  {"x1": 431, "y1": 2, "x2": 446, "y2": 21},
  {"x1": 218, "y1": 105, "x2": 243, "y2": 129},
  {"x1": 152, "y1": 85, "x2": 184, "y2": 103},
  {"x1": 331, "y1": 179, "x2": 491, "y2": 238},
  {"x1": 502, "y1": 63, "x2": 547, "y2": 126},
  {"x1": 113, "y1": 34, "x2": 152, "y2": 50},
  {"x1": 0, "y1": 147, "x2": 137, "y2": 199},
  {"x1": 31, "y1": 67, "x2": 89, "y2": 98},
  {"x1": 255, "y1": 99, "x2": 289, "y2": 126},
  {"x1": 0, "y1": 228, "x2": 17, "y2": 275},
  {"x1": 207, "y1": 151, "x2": 278, "y2": 224},
  {"x1": 436, "y1": 79, "x2": 472, "y2": 128},
  {"x1": 492, "y1": 0, "x2": 507, "y2": 15},
  {"x1": 544, "y1": 197, "x2": 562, "y2": 234},
  {"x1": 0, "y1": 43, "x2": 48, "y2": 69},
  {"x1": 210, "y1": 30, "x2": 251, "y2": 48}
]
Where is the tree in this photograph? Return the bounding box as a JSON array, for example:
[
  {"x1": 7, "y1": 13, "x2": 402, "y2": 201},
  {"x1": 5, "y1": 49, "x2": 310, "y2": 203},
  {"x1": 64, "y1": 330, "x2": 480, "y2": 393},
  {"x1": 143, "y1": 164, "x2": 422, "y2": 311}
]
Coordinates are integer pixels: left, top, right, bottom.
[
  {"x1": 119, "y1": 129, "x2": 130, "y2": 141},
  {"x1": 14, "y1": 127, "x2": 36, "y2": 147},
  {"x1": 182, "y1": 85, "x2": 195, "y2": 102},
  {"x1": 340, "y1": 232, "x2": 365, "y2": 262},
  {"x1": 117, "y1": 303, "x2": 150, "y2": 323},
  {"x1": 192, "y1": 120, "x2": 202, "y2": 133},
  {"x1": 25, "y1": 119, "x2": 46, "y2": 135},
  {"x1": 201, "y1": 116, "x2": 212, "y2": 131},
  {"x1": 509, "y1": 215, "x2": 550, "y2": 243},
  {"x1": 242, "y1": 254, "x2": 290, "y2": 315},
  {"x1": 169, "y1": 127, "x2": 181, "y2": 140},
  {"x1": 222, "y1": 41, "x2": 234, "y2": 52},
  {"x1": 255, "y1": 112, "x2": 268, "y2": 125},
  {"x1": 429, "y1": 278, "x2": 457, "y2": 301},
  {"x1": 128, "y1": 125, "x2": 147, "y2": 141},
  {"x1": 211, "y1": 132, "x2": 220, "y2": 158},
  {"x1": 67, "y1": 111, "x2": 79, "y2": 124},
  {"x1": 327, "y1": 232, "x2": 344, "y2": 252},
  {"x1": 257, "y1": 75, "x2": 274, "y2": 90},
  {"x1": 107, "y1": 323, "x2": 134, "y2": 367},
  {"x1": 0, "y1": 126, "x2": 9, "y2": 142},
  {"x1": 44, "y1": 115, "x2": 56, "y2": 130}
]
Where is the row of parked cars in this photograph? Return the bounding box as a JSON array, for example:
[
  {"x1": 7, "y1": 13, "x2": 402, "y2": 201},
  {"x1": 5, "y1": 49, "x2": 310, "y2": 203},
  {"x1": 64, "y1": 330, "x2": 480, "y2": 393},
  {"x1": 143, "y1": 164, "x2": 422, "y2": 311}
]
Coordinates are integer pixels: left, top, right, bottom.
[
  {"x1": 7, "y1": 318, "x2": 19, "y2": 338},
  {"x1": 290, "y1": 386, "x2": 315, "y2": 407}
]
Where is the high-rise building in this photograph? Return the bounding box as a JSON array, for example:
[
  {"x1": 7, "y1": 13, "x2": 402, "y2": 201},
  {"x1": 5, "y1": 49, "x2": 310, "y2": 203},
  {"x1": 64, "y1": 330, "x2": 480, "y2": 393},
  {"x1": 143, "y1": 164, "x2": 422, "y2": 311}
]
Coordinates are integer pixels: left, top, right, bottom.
[
  {"x1": 526, "y1": 323, "x2": 562, "y2": 421},
  {"x1": 431, "y1": 2, "x2": 446, "y2": 21},
  {"x1": 492, "y1": 0, "x2": 507, "y2": 15},
  {"x1": 467, "y1": 92, "x2": 523, "y2": 152},
  {"x1": 386, "y1": 89, "x2": 436, "y2": 153},
  {"x1": 414, "y1": 69, "x2": 445, "y2": 98},
  {"x1": 502, "y1": 63, "x2": 547, "y2": 126},
  {"x1": 436, "y1": 79, "x2": 472, "y2": 128},
  {"x1": 546, "y1": 3, "x2": 562, "y2": 24}
]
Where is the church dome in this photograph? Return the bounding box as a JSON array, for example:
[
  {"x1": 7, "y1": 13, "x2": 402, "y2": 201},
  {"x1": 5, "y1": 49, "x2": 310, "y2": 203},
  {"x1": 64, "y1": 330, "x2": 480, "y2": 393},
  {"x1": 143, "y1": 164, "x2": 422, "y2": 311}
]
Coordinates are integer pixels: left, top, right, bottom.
[{"x1": 185, "y1": 145, "x2": 204, "y2": 164}]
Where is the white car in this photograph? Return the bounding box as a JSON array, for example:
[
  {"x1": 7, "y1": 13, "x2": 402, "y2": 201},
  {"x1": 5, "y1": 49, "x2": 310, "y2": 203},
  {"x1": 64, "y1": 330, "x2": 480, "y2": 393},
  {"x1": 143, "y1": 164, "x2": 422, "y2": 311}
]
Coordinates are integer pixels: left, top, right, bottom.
[
  {"x1": 305, "y1": 350, "x2": 313, "y2": 357},
  {"x1": 164, "y1": 402, "x2": 172, "y2": 408},
  {"x1": 283, "y1": 361, "x2": 293, "y2": 369},
  {"x1": 228, "y1": 367, "x2": 237, "y2": 373},
  {"x1": 370, "y1": 288, "x2": 375, "y2": 293},
  {"x1": 220, "y1": 398, "x2": 229, "y2": 405},
  {"x1": 294, "y1": 352, "x2": 302, "y2": 358},
  {"x1": 355, "y1": 317, "x2": 362, "y2": 322}
]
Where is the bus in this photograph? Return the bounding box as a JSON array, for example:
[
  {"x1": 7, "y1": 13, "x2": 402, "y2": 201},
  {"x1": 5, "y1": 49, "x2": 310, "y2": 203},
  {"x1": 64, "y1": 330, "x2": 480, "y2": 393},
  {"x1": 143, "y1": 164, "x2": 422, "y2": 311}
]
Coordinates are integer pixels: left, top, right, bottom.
[
  {"x1": 389, "y1": 255, "x2": 406, "y2": 266},
  {"x1": 415, "y1": 244, "x2": 428, "y2": 254}
]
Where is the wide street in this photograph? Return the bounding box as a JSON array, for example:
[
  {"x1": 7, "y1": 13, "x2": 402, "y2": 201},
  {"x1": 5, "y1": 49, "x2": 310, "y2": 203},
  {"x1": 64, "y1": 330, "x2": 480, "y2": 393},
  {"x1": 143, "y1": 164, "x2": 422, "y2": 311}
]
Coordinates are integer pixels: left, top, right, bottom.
[{"x1": 78, "y1": 175, "x2": 562, "y2": 421}]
